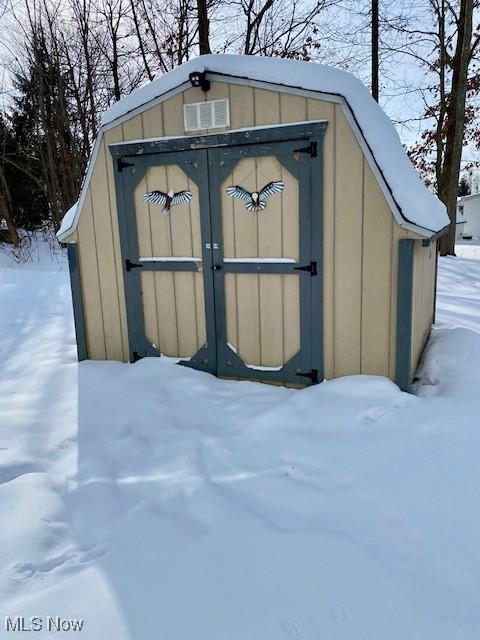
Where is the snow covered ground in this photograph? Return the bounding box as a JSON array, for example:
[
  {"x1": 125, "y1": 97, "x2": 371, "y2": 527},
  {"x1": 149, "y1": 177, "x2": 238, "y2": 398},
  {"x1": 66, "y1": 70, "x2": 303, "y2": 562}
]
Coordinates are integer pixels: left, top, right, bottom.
[{"x1": 1, "y1": 238, "x2": 480, "y2": 639}]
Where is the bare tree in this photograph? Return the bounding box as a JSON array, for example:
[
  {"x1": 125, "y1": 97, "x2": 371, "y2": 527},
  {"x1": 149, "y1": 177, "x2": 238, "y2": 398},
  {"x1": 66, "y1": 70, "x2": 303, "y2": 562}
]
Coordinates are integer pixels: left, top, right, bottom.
[
  {"x1": 198, "y1": 0, "x2": 211, "y2": 53},
  {"x1": 396, "y1": 0, "x2": 480, "y2": 255},
  {"x1": 436, "y1": 0, "x2": 474, "y2": 255},
  {"x1": 371, "y1": 0, "x2": 379, "y2": 100}
]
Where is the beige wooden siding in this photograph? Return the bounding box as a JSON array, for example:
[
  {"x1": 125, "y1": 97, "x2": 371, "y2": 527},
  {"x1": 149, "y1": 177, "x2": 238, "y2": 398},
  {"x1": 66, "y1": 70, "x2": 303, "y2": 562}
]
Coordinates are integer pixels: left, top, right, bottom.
[
  {"x1": 221, "y1": 155, "x2": 300, "y2": 368},
  {"x1": 410, "y1": 239, "x2": 437, "y2": 378},
  {"x1": 70, "y1": 80, "x2": 431, "y2": 385},
  {"x1": 134, "y1": 164, "x2": 206, "y2": 357}
]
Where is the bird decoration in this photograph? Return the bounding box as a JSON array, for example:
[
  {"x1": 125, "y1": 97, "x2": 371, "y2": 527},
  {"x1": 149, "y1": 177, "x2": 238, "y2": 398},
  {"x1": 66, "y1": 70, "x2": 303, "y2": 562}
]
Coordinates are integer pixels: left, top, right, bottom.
[
  {"x1": 143, "y1": 189, "x2": 193, "y2": 215},
  {"x1": 226, "y1": 181, "x2": 284, "y2": 212}
]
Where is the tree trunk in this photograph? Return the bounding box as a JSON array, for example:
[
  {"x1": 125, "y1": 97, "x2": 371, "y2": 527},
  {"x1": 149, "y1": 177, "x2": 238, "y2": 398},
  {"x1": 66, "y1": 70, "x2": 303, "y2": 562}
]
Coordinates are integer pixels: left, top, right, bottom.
[
  {"x1": 197, "y1": 0, "x2": 211, "y2": 54},
  {"x1": 371, "y1": 0, "x2": 379, "y2": 101},
  {"x1": 439, "y1": 0, "x2": 473, "y2": 256},
  {"x1": 0, "y1": 168, "x2": 20, "y2": 247}
]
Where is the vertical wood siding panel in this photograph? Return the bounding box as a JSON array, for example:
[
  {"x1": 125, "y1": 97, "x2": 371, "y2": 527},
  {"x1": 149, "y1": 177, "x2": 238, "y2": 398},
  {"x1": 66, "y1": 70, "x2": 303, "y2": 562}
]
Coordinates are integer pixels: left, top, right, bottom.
[
  {"x1": 334, "y1": 106, "x2": 363, "y2": 376},
  {"x1": 89, "y1": 139, "x2": 124, "y2": 360},
  {"x1": 186, "y1": 173, "x2": 206, "y2": 351},
  {"x1": 256, "y1": 156, "x2": 284, "y2": 366},
  {"x1": 361, "y1": 161, "x2": 392, "y2": 375},
  {"x1": 229, "y1": 85, "x2": 255, "y2": 129},
  {"x1": 254, "y1": 88, "x2": 280, "y2": 126},
  {"x1": 280, "y1": 164, "x2": 300, "y2": 364},
  {"x1": 283, "y1": 274, "x2": 301, "y2": 363},
  {"x1": 103, "y1": 125, "x2": 128, "y2": 361},
  {"x1": 122, "y1": 114, "x2": 143, "y2": 141},
  {"x1": 194, "y1": 271, "x2": 207, "y2": 349},
  {"x1": 77, "y1": 188, "x2": 106, "y2": 359},
  {"x1": 307, "y1": 99, "x2": 335, "y2": 378},
  {"x1": 236, "y1": 274, "x2": 261, "y2": 365},
  {"x1": 167, "y1": 164, "x2": 198, "y2": 357},
  {"x1": 162, "y1": 94, "x2": 184, "y2": 136},
  {"x1": 410, "y1": 240, "x2": 436, "y2": 377},
  {"x1": 257, "y1": 156, "x2": 283, "y2": 258},
  {"x1": 259, "y1": 275, "x2": 284, "y2": 366},
  {"x1": 279, "y1": 94, "x2": 307, "y2": 123},
  {"x1": 141, "y1": 105, "x2": 174, "y2": 353},
  {"x1": 224, "y1": 273, "x2": 238, "y2": 354},
  {"x1": 142, "y1": 103, "x2": 164, "y2": 138},
  {"x1": 231, "y1": 158, "x2": 260, "y2": 363},
  {"x1": 153, "y1": 271, "x2": 179, "y2": 356},
  {"x1": 220, "y1": 170, "x2": 238, "y2": 351},
  {"x1": 279, "y1": 164, "x2": 299, "y2": 261},
  {"x1": 226, "y1": 85, "x2": 255, "y2": 355},
  {"x1": 252, "y1": 90, "x2": 284, "y2": 367}
]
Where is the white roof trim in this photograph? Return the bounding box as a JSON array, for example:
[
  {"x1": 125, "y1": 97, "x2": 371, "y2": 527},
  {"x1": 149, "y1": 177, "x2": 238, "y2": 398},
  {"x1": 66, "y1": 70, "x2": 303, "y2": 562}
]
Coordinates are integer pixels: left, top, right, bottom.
[
  {"x1": 458, "y1": 193, "x2": 480, "y2": 203},
  {"x1": 57, "y1": 56, "x2": 447, "y2": 241}
]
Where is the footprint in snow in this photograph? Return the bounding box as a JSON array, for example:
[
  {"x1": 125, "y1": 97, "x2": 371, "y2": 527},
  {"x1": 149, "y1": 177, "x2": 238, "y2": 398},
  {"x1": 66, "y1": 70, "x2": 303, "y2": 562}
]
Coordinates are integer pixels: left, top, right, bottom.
[
  {"x1": 11, "y1": 545, "x2": 107, "y2": 582},
  {"x1": 358, "y1": 405, "x2": 390, "y2": 424},
  {"x1": 358, "y1": 394, "x2": 415, "y2": 425}
]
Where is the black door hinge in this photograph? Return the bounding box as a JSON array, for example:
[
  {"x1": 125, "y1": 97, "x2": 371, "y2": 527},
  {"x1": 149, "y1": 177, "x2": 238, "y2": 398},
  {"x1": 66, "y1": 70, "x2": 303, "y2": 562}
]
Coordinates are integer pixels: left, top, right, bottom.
[
  {"x1": 117, "y1": 158, "x2": 135, "y2": 172},
  {"x1": 131, "y1": 351, "x2": 143, "y2": 363},
  {"x1": 293, "y1": 141, "x2": 317, "y2": 158},
  {"x1": 294, "y1": 261, "x2": 318, "y2": 276},
  {"x1": 296, "y1": 369, "x2": 319, "y2": 384},
  {"x1": 125, "y1": 259, "x2": 143, "y2": 271}
]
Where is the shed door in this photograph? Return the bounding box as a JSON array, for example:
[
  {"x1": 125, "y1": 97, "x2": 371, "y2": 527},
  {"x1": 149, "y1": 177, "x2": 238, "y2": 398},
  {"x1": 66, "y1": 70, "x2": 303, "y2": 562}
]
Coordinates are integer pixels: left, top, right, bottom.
[
  {"x1": 115, "y1": 149, "x2": 214, "y2": 369},
  {"x1": 208, "y1": 140, "x2": 321, "y2": 385},
  {"x1": 115, "y1": 136, "x2": 322, "y2": 385}
]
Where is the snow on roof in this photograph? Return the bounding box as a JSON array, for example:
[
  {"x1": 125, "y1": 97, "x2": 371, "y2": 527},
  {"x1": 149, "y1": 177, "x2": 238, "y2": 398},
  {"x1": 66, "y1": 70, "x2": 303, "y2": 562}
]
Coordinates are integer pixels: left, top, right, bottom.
[
  {"x1": 58, "y1": 202, "x2": 78, "y2": 239},
  {"x1": 458, "y1": 192, "x2": 480, "y2": 203},
  {"x1": 103, "y1": 55, "x2": 448, "y2": 233},
  {"x1": 59, "y1": 55, "x2": 449, "y2": 239}
]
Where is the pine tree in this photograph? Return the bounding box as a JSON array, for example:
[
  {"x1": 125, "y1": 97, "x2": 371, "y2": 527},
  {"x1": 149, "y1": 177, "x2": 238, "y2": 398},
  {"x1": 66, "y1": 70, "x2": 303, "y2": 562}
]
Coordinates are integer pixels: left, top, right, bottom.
[{"x1": 458, "y1": 175, "x2": 471, "y2": 196}]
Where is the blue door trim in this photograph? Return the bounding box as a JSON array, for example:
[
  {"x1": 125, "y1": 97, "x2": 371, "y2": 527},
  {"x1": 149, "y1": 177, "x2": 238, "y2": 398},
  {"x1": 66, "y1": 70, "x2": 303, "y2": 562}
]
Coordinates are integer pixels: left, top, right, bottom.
[
  {"x1": 67, "y1": 244, "x2": 88, "y2": 361},
  {"x1": 395, "y1": 239, "x2": 414, "y2": 391}
]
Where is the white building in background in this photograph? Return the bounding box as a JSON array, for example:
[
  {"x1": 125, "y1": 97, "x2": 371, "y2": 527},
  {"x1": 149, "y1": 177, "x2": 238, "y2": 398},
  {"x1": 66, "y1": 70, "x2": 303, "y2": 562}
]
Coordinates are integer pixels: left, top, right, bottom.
[
  {"x1": 456, "y1": 208, "x2": 466, "y2": 240},
  {"x1": 458, "y1": 193, "x2": 480, "y2": 239}
]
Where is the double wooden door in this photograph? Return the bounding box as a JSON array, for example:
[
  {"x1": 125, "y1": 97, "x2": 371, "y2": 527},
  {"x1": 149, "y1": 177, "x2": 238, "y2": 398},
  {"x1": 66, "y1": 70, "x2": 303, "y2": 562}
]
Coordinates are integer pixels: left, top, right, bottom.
[{"x1": 113, "y1": 123, "x2": 325, "y2": 385}]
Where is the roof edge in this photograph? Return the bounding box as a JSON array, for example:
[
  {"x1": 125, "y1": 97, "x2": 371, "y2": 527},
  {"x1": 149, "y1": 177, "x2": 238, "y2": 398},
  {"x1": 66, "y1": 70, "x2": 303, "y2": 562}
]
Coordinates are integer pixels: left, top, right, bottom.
[{"x1": 58, "y1": 67, "x2": 445, "y2": 241}]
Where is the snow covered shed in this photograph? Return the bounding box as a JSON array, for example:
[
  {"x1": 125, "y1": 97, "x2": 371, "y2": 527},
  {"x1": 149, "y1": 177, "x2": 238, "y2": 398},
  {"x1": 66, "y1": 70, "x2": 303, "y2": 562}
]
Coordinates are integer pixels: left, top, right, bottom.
[{"x1": 58, "y1": 54, "x2": 449, "y2": 391}]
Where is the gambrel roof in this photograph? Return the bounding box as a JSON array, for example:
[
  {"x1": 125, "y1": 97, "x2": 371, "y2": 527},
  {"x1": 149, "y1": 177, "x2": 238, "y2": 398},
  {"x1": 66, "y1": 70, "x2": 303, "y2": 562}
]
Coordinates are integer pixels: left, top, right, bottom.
[{"x1": 58, "y1": 54, "x2": 449, "y2": 241}]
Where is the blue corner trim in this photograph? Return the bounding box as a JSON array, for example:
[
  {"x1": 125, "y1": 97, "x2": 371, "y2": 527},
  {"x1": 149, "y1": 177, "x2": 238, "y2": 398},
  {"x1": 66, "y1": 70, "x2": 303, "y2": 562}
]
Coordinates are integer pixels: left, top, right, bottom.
[
  {"x1": 67, "y1": 244, "x2": 88, "y2": 361},
  {"x1": 395, "y1": 239, "x2": 414, "y2": 391}
]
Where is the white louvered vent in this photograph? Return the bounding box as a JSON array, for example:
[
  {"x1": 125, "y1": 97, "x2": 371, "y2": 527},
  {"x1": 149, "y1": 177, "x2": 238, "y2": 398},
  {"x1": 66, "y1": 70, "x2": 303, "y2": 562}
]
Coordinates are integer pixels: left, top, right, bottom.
[{"x1": 183, "y1": 99, "x2": 230, "y2": 132}]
